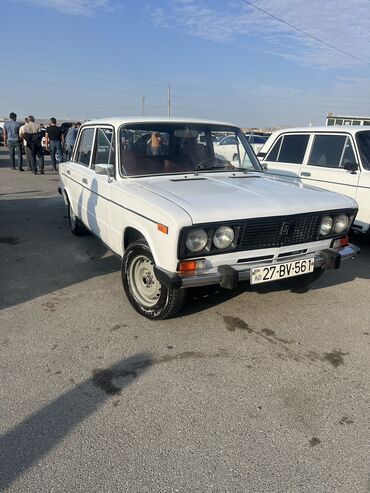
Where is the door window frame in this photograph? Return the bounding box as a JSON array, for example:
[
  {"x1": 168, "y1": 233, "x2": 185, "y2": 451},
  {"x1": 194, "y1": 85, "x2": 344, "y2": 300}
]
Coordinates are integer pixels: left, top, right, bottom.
[
  {"x1": 305, "y1": 132, "x2": 361, "y2": 170},
  {"x1": 266, "y1": 132, "x2": 311, "y2": 165},
  {"x1": 72, "y1": 126, "x2": 97, "y2": 168},
  {"x1": 91, "y1": 125, "x2": 116, "y2": 174}
]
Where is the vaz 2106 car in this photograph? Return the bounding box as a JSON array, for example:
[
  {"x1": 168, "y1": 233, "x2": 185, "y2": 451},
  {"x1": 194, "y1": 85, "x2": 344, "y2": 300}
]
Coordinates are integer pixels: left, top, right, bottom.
[{"x1": 58, "y1": 117, "x2": 359, "y2": 319}]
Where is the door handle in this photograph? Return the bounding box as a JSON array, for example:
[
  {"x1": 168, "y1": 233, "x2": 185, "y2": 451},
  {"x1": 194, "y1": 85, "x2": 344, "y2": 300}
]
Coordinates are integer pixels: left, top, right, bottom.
[
  {"x1": 82, "y1": 178, "x2": 88, "y2": 185},
  {"x1": 66, "y1": 169, "x2": 71, "y2": 175},
  {"x1": 301, "y1": 172, "x2": 311, "y2": 177}
]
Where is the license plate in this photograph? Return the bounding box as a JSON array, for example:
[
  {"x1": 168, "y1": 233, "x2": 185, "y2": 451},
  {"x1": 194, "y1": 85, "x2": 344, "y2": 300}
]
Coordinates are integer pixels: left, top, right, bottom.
[{"x1": 250, "y1": 258, "x2": 315, "y2": 285}]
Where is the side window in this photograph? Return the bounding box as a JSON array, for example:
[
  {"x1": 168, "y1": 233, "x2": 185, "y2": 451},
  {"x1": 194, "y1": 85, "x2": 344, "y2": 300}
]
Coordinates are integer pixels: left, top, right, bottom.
[
  {"x1": 266, "y1": 136, "x2": 283, "y2": 162},
  {"x1": 92, "y1": 128, "x2": 115, "y2": 169},
  {"x1": 278, "y1": 134, "x2": 309, "y2": 164},
  {"x1": 75, "y1": 128, "x2": 95, "y2": 167},
  {"x1": 308, "y1": 135, "x2": 347, "y2": 168}
]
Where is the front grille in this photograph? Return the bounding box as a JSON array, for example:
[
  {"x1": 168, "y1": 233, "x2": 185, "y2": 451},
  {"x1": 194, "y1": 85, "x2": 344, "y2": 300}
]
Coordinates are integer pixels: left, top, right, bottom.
[{"x1": 237, "y1": 212, "x2": 322, "y2": 251}]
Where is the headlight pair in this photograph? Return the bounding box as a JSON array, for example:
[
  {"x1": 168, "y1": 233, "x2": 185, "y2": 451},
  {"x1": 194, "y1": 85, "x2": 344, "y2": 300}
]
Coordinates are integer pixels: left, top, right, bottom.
[
  {"x1": 320, "y1": 214, "x2": 350, "y2": 236},
  {"x1": 185, "y1": 226, "x2": 235, "y2": 253}
]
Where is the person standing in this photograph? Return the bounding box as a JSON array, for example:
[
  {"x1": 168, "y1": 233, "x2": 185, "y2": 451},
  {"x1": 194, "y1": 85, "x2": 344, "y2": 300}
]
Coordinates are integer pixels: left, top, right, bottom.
[
  {"x1": 19, "y1": 118, "x2": 31, "y2": 170},
  {"x1": 64, "y1": 123, "x2": 77, "y2": 161},
  {"x1": 3, "y1": 112, "x2": 23, "y2": 171},
  {"x1": 45, "y1": 117, "x2": 63, "y2": 171},
  {"x1": 23, "y1": 116, "x2": 44, "y2": 175}
]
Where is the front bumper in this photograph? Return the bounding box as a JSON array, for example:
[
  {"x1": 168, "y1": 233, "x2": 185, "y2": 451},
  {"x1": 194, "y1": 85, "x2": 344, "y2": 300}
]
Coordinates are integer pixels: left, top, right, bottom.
[{"x1": 154, "y1": 244, "x2": 360, "y2": 290}]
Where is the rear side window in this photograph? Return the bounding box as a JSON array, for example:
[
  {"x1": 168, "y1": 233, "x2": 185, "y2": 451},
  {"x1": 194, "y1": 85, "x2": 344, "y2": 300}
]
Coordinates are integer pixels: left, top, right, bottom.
[
  {"x1": 92, "y1": 128, "x2": 115, "y2": 169},
  {"x1": 75, "y1": 128, "x2": 95, "y2": 166},
  {"x1": 266, "y1": 134, "x2": 309, "y2": 164},
  {"x1": 308, "y1": 135, "x2": 349, "y2": 168}
]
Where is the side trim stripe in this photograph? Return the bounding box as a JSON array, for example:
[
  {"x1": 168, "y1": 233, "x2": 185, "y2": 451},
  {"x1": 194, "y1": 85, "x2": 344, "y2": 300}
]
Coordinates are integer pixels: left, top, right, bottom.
[{"x1": 61, "y1": 172, "x2": 158, "y2": 224}]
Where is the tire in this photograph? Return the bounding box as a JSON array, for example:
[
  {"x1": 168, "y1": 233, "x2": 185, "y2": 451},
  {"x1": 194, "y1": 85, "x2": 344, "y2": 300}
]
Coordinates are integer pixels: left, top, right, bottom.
[
  {"x1": 122, "y1": 240, "x2": 187, "y2": 319},
  {"x1": 68, "y1": 201, "x2": 89, "y2": 236},
  {"x1": 280, "y1": 268, "x2": 324, "y2": 289}
]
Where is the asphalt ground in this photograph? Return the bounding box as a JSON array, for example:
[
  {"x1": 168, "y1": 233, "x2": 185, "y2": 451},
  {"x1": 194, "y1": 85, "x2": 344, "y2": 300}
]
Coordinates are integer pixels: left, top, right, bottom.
[{"x1": 0, "y1": 146, "x2": 369, "y2": 493}]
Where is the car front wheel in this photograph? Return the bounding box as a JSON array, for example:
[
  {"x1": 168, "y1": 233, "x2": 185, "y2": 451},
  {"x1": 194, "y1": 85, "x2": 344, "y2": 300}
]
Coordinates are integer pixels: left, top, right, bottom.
[{"x1": 122, "y1": 240, "x2": 187, "y2": 319}]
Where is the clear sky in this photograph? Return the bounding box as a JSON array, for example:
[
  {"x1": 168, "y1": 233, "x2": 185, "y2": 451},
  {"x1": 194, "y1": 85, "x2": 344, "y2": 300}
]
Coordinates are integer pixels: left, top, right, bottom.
[{"x1": 2, "y1": 0, "x2": 370, "y2": 127}]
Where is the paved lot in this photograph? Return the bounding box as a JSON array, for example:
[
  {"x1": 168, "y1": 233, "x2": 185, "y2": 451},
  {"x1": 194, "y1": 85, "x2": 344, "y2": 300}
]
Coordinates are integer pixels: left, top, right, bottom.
[{"x1": 0, "y1": 147, "x2": 369, "y2": 492}]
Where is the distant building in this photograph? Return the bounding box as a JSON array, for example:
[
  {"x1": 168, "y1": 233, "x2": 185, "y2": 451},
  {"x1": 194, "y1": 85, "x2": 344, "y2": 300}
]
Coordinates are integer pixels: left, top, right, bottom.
[{"x1": 326, "y1": 112, "x2": 370, "y2": 126}]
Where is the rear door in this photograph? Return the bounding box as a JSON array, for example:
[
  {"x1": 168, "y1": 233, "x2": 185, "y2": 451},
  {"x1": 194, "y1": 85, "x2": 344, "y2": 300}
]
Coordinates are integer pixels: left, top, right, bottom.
[
  {"x1": 264, "y1": 133, "x2": 310, "y2": 179},
  {"x1": 299, "y1": 133, "x2": 360, "y2": 200},
  {"x1": 64, "y1": 126, "x2": 95, "y2": 224}
]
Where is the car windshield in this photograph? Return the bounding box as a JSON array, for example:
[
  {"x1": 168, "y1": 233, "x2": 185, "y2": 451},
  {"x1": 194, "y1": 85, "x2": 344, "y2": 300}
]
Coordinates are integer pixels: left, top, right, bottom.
[
  {"x1": 120, "y1": 123, "x2": 261, "y2": 176},
  {"x1": 356, "y1": 131, "x2": 370, "y2": 170}
]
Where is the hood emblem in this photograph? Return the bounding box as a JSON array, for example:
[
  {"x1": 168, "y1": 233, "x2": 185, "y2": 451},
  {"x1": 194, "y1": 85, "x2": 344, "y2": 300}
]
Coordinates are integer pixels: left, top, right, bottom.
[{"x1": 280, "y1": 221, "x2": 295, "y2": 236}]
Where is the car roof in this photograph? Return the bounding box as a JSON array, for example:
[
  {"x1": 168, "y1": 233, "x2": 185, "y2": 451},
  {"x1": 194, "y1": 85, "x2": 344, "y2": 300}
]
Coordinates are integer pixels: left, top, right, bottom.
[
  {"x1": 81, "y1": 116, "x2": 238, "y2": 127},
  {"x1": 272, "y1": 125, "x2": 370, "y2": 135}
]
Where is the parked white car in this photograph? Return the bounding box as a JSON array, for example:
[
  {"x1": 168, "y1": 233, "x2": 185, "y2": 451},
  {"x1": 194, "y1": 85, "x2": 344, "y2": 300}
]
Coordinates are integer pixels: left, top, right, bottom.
[
  {"x1": 59, "y1": 117, "x2": 359, "y2": 319},
  {"x1": 258, "y1": 126, "x2": 370, "y2": 234},
  {"x1": 213, "y1": 134, "x2": 243, "y2": 163}
]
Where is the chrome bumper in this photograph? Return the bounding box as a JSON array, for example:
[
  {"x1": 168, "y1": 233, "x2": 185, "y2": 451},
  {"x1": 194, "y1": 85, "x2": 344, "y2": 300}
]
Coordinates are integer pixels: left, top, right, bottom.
[{"x1": 154, "y1": 244, "x2": 360, "y2": 290}]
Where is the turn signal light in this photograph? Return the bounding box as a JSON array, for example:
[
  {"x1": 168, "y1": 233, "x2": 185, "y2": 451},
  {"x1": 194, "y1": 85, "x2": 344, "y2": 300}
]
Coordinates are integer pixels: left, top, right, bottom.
[
  {"x1": 340, "y1": 236, "x2": 349, "y2": 247},
  {"x1": 178, "y1": 259, "x2": 205, "y2": 273},
  {"x1": 157, "y1": 223, "x2": 168, "y2": 234}
]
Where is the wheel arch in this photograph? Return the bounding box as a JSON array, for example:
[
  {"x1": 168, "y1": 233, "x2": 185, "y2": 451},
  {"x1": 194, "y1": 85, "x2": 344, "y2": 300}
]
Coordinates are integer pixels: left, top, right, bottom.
[{"x1": 122, "y1": 225, "x2": 159, "y2": 264}]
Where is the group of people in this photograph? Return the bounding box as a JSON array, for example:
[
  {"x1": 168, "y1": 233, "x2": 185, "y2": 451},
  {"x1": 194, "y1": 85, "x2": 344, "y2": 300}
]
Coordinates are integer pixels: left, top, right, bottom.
[{"x1": 3, "y1": 113, "x2": 81, "y2": 175}]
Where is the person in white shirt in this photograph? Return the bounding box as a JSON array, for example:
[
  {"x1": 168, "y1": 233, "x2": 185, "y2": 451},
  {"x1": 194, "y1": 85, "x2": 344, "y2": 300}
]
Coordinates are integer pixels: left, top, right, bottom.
[{"x1": 19, "y1": 118, "x2": 30, "y2": 170}]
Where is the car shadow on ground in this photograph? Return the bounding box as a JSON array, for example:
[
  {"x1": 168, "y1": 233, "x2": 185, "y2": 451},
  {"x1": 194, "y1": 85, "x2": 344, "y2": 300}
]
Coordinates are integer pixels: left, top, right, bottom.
[
  {"x1": 0, "y1": 352, "x2": 153, "y2": 492},
  {"x1": 0, "y1": 196, "x2": 120, "y2": 310}
]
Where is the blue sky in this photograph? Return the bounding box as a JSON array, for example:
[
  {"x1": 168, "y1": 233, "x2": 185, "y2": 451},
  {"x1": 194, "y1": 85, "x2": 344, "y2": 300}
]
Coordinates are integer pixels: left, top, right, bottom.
[{"x1": 2, "y1": 0, "x2": 370, "y2": 127}]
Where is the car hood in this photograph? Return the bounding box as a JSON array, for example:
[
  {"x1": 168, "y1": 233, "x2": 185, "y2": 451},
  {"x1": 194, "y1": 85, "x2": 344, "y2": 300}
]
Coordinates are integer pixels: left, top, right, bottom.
[{"x1": 139, "y1": 172, "x2": 357, "y2": 224}]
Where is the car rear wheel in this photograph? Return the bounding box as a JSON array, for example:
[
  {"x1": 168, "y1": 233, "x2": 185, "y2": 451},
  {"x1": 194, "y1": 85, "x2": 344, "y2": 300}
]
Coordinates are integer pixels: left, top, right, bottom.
[
  {"x1": 122, "y1": 240, "x2": 187, "y2": 319},
  {"x1": 68, "y1": 201, "x2": 89, "y2": 236}
]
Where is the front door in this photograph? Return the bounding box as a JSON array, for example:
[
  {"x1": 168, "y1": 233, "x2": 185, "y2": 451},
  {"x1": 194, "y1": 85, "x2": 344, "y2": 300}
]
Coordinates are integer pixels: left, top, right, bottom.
[{"x1": 83, "y1": 127, "x2": 115, "y2": 246}]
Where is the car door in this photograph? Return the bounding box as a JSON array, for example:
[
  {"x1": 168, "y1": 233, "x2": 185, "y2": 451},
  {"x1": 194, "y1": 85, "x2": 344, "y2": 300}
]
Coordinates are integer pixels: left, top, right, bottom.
[
  {"x1": 263, "y1": 133, "x2": 310, "y2": 179},
  {"x1": 64, "y1": 126, "x2": 95, "y2": 224},
  {"x1": 83, "y1": 126, "x2": 115, "y2": 245},
  {"x1": 299, "y1": 133, "x2": 360, "y2": 201}
]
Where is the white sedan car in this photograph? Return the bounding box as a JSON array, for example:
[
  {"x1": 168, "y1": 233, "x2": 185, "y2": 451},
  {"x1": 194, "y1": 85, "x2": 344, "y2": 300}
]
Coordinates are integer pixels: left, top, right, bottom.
[{"x1": 59, "y1": 117, "x2": 359, "y2": 319}]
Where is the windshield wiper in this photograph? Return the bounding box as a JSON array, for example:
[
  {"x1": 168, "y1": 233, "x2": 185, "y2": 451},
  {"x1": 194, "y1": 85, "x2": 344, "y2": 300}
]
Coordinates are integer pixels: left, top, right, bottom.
[{"x1": 194, "y1": 157, "x2": 247, "y2": 173}]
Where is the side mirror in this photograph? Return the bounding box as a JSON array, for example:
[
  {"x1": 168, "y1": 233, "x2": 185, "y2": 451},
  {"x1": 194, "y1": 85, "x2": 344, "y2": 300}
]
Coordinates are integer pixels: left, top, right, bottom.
[
  {"x1": 95, "y1": 163, "x2": 114, "y2": 178},
  {"x1": 261, "y1": 162, "x2": 268, "y2": 171},
  {"x1": 343, "y1": 162, "x2": 359, "y2": 173}
]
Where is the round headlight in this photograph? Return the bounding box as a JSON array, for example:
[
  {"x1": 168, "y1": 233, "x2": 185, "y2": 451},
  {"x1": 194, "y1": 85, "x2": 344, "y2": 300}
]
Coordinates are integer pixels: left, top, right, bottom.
[
  {"x1": 334, "y1": 214, "x2": 349, "y2": 234},
  {"x1": 320, "y1": 216, "x2": 333, "y2": 236},
  {"x1": 185, "y1": 228, "x2": 208, "y2": 252},
  {"x1": 213, "y1": 226, "x2": 235, "y2": 249}
]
